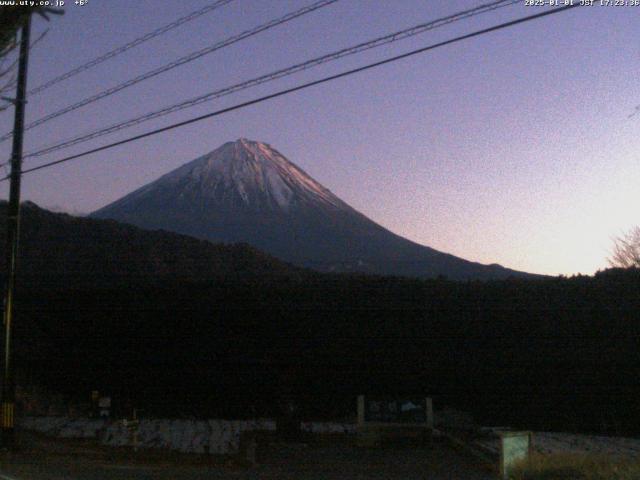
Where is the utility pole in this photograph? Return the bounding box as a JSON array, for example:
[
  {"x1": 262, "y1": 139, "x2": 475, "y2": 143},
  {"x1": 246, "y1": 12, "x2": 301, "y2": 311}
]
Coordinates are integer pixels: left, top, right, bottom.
[{"x1": 1, "y1": 13, "x2": 31, "y2": 450}]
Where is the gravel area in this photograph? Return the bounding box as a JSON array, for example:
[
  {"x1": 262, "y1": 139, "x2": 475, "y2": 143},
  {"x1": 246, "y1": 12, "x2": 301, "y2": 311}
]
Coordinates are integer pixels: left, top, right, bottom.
[
  {"x1": 474, "y1": 430, "x2": 640, "y2": 459},
  {"x1": 245, "y1": 440, "x2": 495, "y2": 480}
]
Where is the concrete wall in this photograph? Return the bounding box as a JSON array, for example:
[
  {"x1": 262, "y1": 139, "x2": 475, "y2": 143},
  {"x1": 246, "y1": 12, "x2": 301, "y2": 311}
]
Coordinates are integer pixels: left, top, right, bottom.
[{"x1": 20, "y1": 416, "x2": 356, "y2": 455}]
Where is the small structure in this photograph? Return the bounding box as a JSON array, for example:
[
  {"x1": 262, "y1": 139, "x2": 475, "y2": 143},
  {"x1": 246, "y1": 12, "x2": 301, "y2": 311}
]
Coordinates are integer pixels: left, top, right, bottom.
[
  {"x1": 499, "y1": 431, "x2": 532, "y2": 479},
  {"x1": 356, "y1": 395, "x2": 433, "y2": 446}
]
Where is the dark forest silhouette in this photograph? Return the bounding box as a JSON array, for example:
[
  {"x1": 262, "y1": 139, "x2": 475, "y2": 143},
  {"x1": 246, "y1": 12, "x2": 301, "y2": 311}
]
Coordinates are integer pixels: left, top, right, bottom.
[{"x1": 2, "y1": 202, "x2": 639, "y2": 435}]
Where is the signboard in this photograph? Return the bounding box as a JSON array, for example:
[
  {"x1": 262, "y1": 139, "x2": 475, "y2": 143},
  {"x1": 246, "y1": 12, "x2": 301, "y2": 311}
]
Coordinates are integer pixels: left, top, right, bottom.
[
  {"x1": 500, "y1": 431, "x2": 531, "y2": 479},
  {"x1": 363, "y1": 397, "x2": 428, "y2": 424}
]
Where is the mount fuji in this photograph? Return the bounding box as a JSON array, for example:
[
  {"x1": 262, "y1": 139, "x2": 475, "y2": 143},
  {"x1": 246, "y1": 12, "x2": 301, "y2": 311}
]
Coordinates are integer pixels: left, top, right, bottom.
[{"x1": 92, "y1": 139, "x2": 532, "y2": 280}]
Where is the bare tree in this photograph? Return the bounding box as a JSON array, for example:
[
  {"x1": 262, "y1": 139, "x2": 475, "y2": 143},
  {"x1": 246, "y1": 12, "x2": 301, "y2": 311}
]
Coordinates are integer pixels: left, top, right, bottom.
[
  {"x1": 0, "y1": 7, "x2": 60, "y2": 112},
  {"x1": 0, "y1": 7, "x2": 26, "y2": 108},
  {"x1": 0, "y1": 6, "x2": 59, "y2": 52},
  {"x1": 608, "y1": 226, "x2": 640, "y2": 269}
]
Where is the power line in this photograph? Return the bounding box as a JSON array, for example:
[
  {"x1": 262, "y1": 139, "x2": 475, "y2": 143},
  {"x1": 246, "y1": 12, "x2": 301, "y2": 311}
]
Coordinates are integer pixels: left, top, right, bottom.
[
  {"x1": 22, "y1": 0, "x2": 521, "y2": 161},
  {"x1": 26, "y1": 0, "x2": 234, "y2": 96},
  {"x1": 1, "y1": 3, "x2": 580, "y2": 182},
  {"x1": 0, "y1": 0, "x2": 339, "y2": 144}
]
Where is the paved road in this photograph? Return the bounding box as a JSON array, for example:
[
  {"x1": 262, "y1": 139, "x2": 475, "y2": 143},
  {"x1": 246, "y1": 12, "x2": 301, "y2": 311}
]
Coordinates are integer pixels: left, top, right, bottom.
[{"x1": 0, "y1": 432, "x2": 494, "y2": 479}]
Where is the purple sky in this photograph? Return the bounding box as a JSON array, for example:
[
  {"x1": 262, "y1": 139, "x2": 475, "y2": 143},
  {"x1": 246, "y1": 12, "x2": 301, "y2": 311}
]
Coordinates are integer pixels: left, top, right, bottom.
[{"x1": 0, "y1": 0, "x2": 638, "y2": 276}]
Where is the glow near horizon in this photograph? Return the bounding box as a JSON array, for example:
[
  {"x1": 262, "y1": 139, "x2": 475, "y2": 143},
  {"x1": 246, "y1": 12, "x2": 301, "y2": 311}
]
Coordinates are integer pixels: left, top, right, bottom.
[{"x1": 0, "y1": 0, "x2": 637, "y2": 277}]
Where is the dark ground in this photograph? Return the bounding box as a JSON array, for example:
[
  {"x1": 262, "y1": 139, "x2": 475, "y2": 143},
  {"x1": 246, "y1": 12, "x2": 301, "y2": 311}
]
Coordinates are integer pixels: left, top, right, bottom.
[{"x1": 0, "y1": 431, "x2": 494, "y2": 480}]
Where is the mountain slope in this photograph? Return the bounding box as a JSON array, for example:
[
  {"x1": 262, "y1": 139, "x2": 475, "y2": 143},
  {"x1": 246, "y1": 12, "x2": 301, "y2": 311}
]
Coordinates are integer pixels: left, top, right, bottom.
[
  {"x1": 0, "y1": 201, "x2": 302, "y2": 285},
  {"x1": 92, "y1": 139, "x2": 535, "y2": 280}
]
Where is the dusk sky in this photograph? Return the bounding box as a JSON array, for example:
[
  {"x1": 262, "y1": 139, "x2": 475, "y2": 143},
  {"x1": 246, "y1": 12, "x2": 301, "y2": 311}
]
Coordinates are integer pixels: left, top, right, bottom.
[{"x1": 0, "y1": 0, "x2": 638, "y2": 276}]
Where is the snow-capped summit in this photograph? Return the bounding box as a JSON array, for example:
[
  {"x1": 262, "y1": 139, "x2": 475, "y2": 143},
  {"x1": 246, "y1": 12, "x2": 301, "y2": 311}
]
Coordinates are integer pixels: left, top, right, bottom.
[
  {"x1": 92, "y1": 139, "x2": 534, "y2": 279},
  {"x1": 106, "y1": 139, "x2": 346, "y2": 217},
  {"x1": 157, "y1": 138, "x2": 345, "y2": 211}
]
